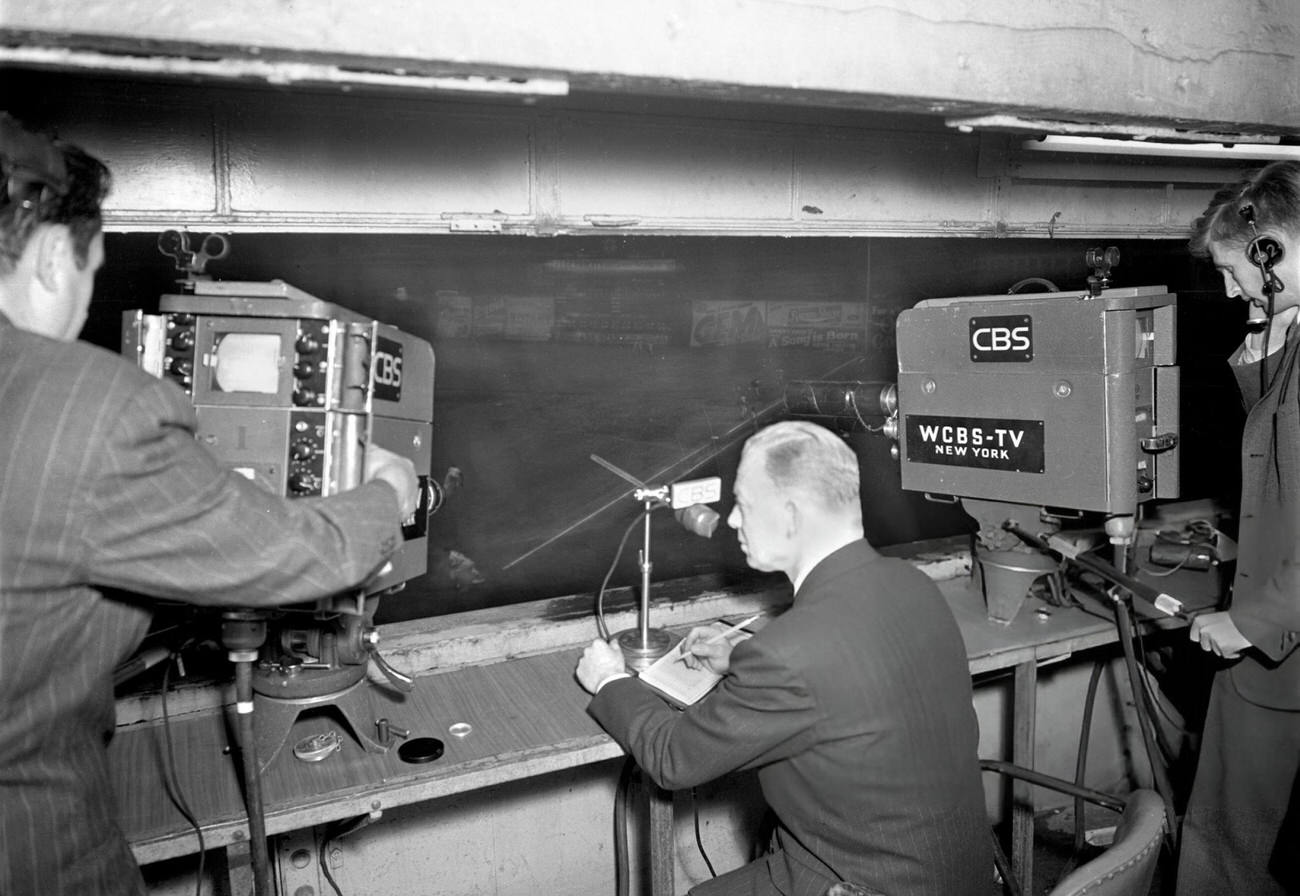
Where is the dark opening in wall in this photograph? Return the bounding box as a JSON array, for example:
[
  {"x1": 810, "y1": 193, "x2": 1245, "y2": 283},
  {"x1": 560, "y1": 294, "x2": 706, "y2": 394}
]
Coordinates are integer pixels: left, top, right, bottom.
[{"x1": 90, "y1": 233, "x2": 1245, "y2": 622}]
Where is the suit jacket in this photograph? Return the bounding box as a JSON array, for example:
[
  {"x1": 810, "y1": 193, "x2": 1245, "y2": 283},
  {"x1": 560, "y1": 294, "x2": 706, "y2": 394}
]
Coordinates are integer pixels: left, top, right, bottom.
[
  {"x1": 0, "y1": 313, "x2": 403, "y2": 896},
  {"x1": 1228, "y1": 330, "x2": 1300, "y2": 708},
  {"x1": 589, "y1": 540, "x2": 991, "y2": 896}
]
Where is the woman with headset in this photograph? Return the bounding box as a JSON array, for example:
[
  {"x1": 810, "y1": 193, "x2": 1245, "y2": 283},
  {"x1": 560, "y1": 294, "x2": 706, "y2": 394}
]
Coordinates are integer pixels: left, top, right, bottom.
[{"x1": 1179, "y1": 160, "x2": 1300, "y2": 895}]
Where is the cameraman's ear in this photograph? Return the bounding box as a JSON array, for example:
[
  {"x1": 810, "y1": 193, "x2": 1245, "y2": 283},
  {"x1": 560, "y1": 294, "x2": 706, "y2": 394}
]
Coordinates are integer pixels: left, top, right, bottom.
[{"x1": 30, "y1": 223, "x2": 74, "y2": 294}]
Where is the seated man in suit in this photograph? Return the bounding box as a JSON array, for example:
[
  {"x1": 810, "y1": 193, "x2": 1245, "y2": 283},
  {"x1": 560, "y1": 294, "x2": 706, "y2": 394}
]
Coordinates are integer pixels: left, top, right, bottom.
[
  {"x1": 577, "y1": 420, "x2": 991, "y2": 896},
  {"x1": 0, "y1": 113, "x2": 419, "y2": 896}
]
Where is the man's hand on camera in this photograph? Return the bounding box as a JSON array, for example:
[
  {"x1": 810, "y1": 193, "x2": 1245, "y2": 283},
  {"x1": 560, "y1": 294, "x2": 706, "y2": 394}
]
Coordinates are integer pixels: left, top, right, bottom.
[{"x1": 363, "y1": 444, "x2": 420, "y2": 521}]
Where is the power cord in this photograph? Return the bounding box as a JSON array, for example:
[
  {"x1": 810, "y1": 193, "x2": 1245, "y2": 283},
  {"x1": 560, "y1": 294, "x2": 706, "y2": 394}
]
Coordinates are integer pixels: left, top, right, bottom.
[
  {"x1": 160, "y1": 650, "x2": 206, "y2": 896},
  {"x1": 317, "y1": 814, "x2": 378, "y2": 896}
]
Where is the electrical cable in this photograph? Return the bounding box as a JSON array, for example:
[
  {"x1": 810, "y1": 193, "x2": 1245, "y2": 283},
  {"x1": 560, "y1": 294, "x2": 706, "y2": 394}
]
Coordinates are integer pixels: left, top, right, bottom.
[
  {"x1": 844, "y1": 389, "x2": 885, "y2": 433},
  {"x1": 160, "y1": 653, "x2": 206, "y2": 896},
  {"x1": 1076, "y1": 572, "x2": 1181, "y2": 766},
  {"x1": 1128, "y1": 621, "x2": 1190, "y2": 755},
  {"x1": 1131, "y1": 654, "x2": 1194, "y2": 740},
  {"x1": 1002, "y1": 524, "x2": 1181, "y2": 854},
  {"x1": 1068, "y1": 569, "x2": 1192, "y2": 742},
  {"x1": 691, "y1": 787, "x2": 717, "y2": 878},
  {"x1": 1134, "y1": 522, "x2": 1218, "y2": 578},
  {"x1": 320, "y1": 835, "x2": 345, "y2": 896},
  {"x1": 1064, "y1": 659, "x2": 1105, "y2": 880},
  {"x1": 232, "y1": 659, "x2": 273, "y2": 896},
  {"x1": 613, "y1": 757, "x2": 636, "y2": 896},
  {"x1": 1111, "y1": 595, "x2": 1179, "y2": 854},
  {"x1": 317, "y1": 814, "x2": 377, "y2": 896},
  {"x1": 596, "y1": 510, "x2": 652, "y2": 640},
  {"x1": 1135, "y1": 556, "x2": 1189, "y2": 578}
]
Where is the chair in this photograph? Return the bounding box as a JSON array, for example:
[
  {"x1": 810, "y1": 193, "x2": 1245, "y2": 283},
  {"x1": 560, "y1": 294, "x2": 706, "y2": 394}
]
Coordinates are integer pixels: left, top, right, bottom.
[{"x1": 982, "y1": 759, "x2": 1168, "y2": 896}]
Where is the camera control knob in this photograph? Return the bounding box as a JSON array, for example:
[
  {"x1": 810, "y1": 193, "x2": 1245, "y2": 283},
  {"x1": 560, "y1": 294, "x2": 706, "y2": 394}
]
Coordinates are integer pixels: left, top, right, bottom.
[{"x1": 288, "y1": 471, "x2": 319, "y2": 495}]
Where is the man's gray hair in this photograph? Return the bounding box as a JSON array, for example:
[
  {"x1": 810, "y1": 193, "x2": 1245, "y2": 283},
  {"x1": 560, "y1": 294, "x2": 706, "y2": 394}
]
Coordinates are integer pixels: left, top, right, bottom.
[{"x1": 743, "y1": 420, "x2": 860, "y2": 510}]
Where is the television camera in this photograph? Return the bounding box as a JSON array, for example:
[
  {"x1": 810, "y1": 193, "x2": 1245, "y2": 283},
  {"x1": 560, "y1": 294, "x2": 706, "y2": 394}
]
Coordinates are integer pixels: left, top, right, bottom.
[
  {"x1": 123, "y1": 232, "x2": 438, "y2": 769},
  {"x1": 786, "y1": 252, "x2": 1187, "y2": 623}
]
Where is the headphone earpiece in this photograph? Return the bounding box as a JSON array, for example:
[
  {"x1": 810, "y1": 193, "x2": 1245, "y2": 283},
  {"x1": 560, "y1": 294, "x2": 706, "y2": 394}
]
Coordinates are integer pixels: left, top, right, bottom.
[
  {"x1": 1247, "y1": 235, "x2": 1284, "y2": 268},
  {"x1": 1239, "y1": 202, "x2": 1286, "y2": 295}
]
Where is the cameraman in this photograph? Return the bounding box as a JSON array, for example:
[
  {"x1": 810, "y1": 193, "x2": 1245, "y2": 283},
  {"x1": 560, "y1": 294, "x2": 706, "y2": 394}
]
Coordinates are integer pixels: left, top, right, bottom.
[{"x1": 0, "y1": 113, "x2": 420, "y2": 896}]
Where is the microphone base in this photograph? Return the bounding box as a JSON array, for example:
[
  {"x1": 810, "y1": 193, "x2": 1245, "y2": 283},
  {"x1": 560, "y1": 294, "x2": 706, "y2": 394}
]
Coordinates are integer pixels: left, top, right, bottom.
[{"x1": 615, "y1": 627, "x2": 674, "y2": 673}]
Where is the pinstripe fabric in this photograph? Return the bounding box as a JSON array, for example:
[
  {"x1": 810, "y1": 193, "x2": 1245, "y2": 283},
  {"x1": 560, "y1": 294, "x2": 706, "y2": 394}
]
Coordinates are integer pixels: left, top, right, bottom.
[
  {"x1": 0, "y1": 313, "x2": 403, "y2": 896},
  {"x1": 591, "y1": 541, "x2": 992, "y2": 896}
]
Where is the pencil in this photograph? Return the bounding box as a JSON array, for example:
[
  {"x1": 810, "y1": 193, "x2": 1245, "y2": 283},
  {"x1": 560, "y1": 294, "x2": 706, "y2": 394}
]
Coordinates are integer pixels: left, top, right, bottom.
[{"x1": 674, "y1": 613, "x2": 762, "y2": 663}]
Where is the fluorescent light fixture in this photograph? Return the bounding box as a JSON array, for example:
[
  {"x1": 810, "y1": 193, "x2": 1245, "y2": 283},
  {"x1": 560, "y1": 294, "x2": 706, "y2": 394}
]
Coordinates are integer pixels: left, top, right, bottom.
[
  {"x1": 1022, "y1": 135, "x2": 1300, "y2": 161},
  {"x1": 0, "y1": 47, "x2": 570, "y2": 96}
]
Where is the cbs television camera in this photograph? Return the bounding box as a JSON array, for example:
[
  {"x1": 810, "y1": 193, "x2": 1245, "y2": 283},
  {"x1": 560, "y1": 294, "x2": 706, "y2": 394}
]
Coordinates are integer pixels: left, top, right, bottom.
[{"x1": 123, "y1": 237, "x2": 437, "y2": 767}]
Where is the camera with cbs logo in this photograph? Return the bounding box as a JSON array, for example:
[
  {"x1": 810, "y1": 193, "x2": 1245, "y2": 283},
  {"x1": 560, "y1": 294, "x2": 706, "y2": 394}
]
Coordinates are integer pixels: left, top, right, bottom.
[
  {"x1": 122, "y1": 242, "x2": 437, "y2": 597},
  {"x1": 891, "y1": 283, "x2": 1180, "y2": 515}
]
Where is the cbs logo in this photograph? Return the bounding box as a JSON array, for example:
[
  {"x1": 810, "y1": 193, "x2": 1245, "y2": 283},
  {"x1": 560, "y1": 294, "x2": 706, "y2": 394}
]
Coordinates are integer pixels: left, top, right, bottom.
[
  {"x1": 374, "y1": 350, "x2": 403, "y2": 388},
  {"x1": 970, "y1": 325, "x2": 1031, "y2": 353}
]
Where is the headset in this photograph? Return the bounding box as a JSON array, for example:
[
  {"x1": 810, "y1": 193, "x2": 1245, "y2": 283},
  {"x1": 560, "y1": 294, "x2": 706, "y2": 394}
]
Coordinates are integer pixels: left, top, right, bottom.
[
  {"x1": 1239, "y1": 202, "x2": 1285, "y2": 299},
  {"x1": 1238, "y1": 201, "x2": 1291, "y2": 395}
]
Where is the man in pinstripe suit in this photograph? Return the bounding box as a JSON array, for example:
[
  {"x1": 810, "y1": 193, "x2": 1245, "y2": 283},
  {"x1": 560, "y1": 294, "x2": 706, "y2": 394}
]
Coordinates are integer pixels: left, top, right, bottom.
[
  {"x1": 0, "y1": 115, "x2": 419, "y2": 895},
  {"x1": 577, "y1": 421, "x2": 991, "y2": 896}
]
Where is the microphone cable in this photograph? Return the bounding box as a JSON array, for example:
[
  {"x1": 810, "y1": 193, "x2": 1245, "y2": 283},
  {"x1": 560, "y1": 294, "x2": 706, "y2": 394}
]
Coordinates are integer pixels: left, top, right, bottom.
[
  {"x1": 159, "y1": 648, "x2": 207, "y2": 896},
  {"x1": 613, "y1": 757, "x2": 636, "y2": 896},
  {"x1": 596, "y1": 509, "x2": 651, "y2": 640}
]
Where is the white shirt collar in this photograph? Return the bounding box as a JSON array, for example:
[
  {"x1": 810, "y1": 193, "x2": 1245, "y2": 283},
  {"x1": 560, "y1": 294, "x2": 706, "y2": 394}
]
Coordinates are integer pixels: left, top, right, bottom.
[{"x1": 792, "y1": 533, "x2": 861, "y2": 595}]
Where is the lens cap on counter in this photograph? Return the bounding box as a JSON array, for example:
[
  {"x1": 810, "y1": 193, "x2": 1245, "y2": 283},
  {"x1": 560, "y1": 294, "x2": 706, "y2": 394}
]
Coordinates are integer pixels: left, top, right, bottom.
[{"x1": 397, "y1": 737, "x2": 445, "y2": 764}]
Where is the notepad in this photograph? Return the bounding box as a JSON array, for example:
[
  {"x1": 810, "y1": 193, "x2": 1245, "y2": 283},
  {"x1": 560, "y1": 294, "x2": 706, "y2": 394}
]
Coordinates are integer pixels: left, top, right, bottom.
[{"x1": 637, "y1": 620, "x2": 754, "y2": 708}]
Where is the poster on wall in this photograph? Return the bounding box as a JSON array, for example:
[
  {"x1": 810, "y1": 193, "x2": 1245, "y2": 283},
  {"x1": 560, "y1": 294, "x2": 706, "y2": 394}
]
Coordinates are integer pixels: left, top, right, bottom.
[
  {"x1": 504, "y1": 296, "x2": 556, "y2": 341},
  {"x1": 553, "y1": 294, "x2": 673, "y2": 346},
  {"x1": 764, "y1": 301, "x2": 865, "y2": 351},
  {"x1": 470, "y1": 296, "x2": 507, "y2": 338},
  {"x1": 690, "y1": 300, "x2": 767, "y2": 347},
  {"x1": 435, "y1": 290, "x2": 473, "y2": 338}
]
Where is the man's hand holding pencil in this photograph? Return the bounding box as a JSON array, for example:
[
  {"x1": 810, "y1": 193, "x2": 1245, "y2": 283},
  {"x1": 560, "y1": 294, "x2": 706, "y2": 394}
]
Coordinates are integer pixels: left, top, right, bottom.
[{"x1": 677, "y1": 613, "x2": 761, "y2": 674}]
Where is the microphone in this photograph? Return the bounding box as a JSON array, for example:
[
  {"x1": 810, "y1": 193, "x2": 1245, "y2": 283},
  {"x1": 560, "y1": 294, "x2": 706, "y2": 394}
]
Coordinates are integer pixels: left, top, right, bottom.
[
  {"x1": 675, "y1": 503, "x2": 721, "y2": 538},
  {"x1": 669, "y1": 476, "x2": 723, "y2": 538}
]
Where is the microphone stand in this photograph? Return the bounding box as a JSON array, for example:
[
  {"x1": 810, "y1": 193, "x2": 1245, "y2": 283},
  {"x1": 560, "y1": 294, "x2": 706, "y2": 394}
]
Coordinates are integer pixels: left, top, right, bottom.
[
  {"x1": 616, "y1": 485, "x2": 675, "y2": 671},
  {"x1": 589, "y1": 454, "x2": 680, "y2": 671}
]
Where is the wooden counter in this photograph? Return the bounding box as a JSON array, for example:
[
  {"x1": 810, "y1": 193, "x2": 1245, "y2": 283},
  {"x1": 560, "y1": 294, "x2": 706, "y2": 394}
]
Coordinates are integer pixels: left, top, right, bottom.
[{"x1": 112, "y1": 545, "x2": 1219, "y2": 893}]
